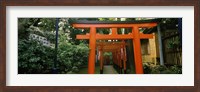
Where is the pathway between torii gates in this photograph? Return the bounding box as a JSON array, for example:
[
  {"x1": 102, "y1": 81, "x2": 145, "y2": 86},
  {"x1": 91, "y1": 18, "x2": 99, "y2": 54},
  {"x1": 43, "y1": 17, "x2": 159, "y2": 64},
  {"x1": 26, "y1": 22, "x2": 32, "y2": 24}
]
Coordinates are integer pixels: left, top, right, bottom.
[{"x1": 103, "y1": 65, "x2": 118, "y2": 74}]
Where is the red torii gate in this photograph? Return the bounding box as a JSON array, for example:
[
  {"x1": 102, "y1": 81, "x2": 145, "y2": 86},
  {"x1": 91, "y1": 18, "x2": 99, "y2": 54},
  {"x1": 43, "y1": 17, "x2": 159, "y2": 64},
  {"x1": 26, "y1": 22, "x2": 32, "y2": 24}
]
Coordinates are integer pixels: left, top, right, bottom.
[
  {"x1": 97, "y1": 41, "x2": 127, "y2": 74},
  {"x1": 72, "y1": 20, "x2": 157, "y2": 74}
]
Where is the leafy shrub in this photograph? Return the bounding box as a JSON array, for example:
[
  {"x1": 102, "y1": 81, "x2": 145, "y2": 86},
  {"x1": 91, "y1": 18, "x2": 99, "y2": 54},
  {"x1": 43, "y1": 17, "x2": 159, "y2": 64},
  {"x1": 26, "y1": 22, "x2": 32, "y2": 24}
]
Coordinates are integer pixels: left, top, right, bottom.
[
  {"x1": 18, "y1": 18, "x2": 89, "y2": 74},
  {"x1": 169, "y1": 65, "x2": 182, "y2": 74},
  {"x1": 57, "y1": 41, "x2": 89, "y2": 73},
  {"x1": 18, "y1": 39, "x2": 89, "y2": 74},
  {"x1": 143, "y1": 63, "x2": 182, "y2": 74},
  {"x1": 18, "y1": 39, "x2": 54, "y2": 74}
]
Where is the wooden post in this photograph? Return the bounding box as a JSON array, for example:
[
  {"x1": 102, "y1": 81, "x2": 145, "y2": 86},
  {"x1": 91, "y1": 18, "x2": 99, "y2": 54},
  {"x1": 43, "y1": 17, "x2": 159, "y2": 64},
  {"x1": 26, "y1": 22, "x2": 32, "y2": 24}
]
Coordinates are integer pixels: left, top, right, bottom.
[
  {"x1": 119, "y1": 48, "x2": 123, "y2": 74},
  {"x1": 123, "y1": 46, "x2": 127, "y2": 74},
  {"x1": 100, "y1": 49, "x2": 103, "y2": 74},
  {"x1": 88, "y1": 27, "x2": 96, "y2": 74},
  {"x1": 132, "y1": 26, "x2": 144, "y2": 74},
  {"x1": 117, "y1": 50, "x2": 121, "y2": 74},
  {"x1": 123, "y1": 60, "x2": 126, "y2": 74},
  {"x1": 111, "y1": 28, "x2": 118, "y2": 35},
  {"x1": 115, "y1": 51, "x2": 117, "y2": 68},
  {"x1": 112, "y1": 52, "x2": 115, "y2": 68}
]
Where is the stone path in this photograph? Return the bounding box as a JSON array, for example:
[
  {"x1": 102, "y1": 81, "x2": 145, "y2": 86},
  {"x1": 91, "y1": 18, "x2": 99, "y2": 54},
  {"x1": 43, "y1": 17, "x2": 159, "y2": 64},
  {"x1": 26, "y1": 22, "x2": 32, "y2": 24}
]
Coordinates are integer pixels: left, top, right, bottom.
[{"x1": 103, "y1": 65, "x2": 118, "y2": 74}]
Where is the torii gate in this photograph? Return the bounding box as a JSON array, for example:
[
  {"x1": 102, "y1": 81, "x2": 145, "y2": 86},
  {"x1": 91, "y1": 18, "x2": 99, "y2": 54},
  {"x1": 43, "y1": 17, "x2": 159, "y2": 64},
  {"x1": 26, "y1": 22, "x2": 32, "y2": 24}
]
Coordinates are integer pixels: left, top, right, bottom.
[
  {"x1": 72, "y1": 20, "x2": 157, "y2": 74},
  {"x1": 97, "y1": 41, "x2": 127, "y2": 74}
]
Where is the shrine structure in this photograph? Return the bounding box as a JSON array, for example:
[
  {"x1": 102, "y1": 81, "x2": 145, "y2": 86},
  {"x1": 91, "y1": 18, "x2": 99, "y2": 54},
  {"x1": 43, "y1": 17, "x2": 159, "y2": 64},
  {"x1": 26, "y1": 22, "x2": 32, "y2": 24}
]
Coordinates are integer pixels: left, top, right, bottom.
[{"x1": 72, "y1": 20, "x2": 158, "y2": 74}]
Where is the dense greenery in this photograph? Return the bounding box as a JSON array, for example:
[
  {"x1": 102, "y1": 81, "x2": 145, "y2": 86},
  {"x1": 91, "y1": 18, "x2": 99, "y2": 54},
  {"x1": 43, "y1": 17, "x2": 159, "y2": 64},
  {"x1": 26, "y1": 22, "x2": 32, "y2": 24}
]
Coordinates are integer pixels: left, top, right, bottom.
[
  {"x1": 18, "y1": 39, "x2": 54, "y2": 73},
  {"x1": 57, "y1": 41, "x2": 89, "y2": 73},
  {"x1": 143, "y1": 62, "x2": 182, "y2": 74},
  {"x1": 18, "y1": 18, "x2": 89, "y2": 74}
]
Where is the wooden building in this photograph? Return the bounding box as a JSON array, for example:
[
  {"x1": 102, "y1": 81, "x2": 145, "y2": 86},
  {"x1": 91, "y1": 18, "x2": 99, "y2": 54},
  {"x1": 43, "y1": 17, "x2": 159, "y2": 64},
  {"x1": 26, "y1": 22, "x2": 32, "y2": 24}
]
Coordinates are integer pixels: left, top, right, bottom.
[{"x1": 142, "y1": 18, "x2": 182, "y2": 66}]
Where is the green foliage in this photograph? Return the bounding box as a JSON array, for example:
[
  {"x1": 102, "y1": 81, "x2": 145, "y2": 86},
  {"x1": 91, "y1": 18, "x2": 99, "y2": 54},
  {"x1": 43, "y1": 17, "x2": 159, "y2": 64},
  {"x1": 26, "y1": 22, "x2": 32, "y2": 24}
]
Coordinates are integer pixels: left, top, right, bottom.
[
  {"x1": 58, "y1": 41, "x2": 89, "y2": 73},
  {"x1": 18, "y1": 39, "x2": 54, "y2": 74},
  {"x1": 37, "y1": 18, "x2": 56, "y2": 32},
  {"x1": 18, "y1": 18, "x2": 89, "y2": 74},
  {"x1": 143, "y1": 63, "x2": 182, "y2": 74},
  {"x1": 167, "y1": 37, "x2": 181, "y2": 49},
  {"x1": 18, "y1": 38, "x2": 89, "y2": 74},
  {"x1": 18, "y1": 18, "x2": 33, "y2": 40},
  {"x1": 67, "y1": 26, "x2": 83, "y2": 45},
  {"x1": 58, "y1": 26, "x2": 89, "y2": 73},
  {"x1": 104, "y1": 52, "x2": 112, "y2": 56},
  {"x1": 18, "y1": 18, "x2": 55, "y2": 74},
  {"x1": 169, "y1": 65, "x2": 182, "y2": 74},
  {"x1": 98, "y1": 18, "x2": 116, "y2": 21}
]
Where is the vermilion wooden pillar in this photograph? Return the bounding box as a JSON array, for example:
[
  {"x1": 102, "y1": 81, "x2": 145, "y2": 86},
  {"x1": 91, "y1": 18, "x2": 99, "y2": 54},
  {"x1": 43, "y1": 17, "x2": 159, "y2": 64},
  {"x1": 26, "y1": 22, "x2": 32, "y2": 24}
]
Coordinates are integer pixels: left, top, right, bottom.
[
  {"x1": 100, "y1": 49, "x2": 103, "y2": 74},
  {"x1": 123, "y1": 46, "x2": 127, "y2": 74},
  {"x1": 117, "y1": 50, "x2": 121, "y2": 74},
  {"x1": 132, "y1": 26, "x2": 143, "y2": 74},
  {"x1": 113, "y1": 52, "x2": 116, "y2": 66},
  {"x1": 88, "y1": 27, "x2": 96, "y2": 74}
]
